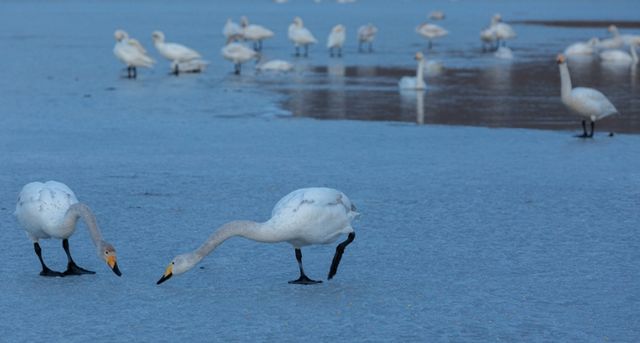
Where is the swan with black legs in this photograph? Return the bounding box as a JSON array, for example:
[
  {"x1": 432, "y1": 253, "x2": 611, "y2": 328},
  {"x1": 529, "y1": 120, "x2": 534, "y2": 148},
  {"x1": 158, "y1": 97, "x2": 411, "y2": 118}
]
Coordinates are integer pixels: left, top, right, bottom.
[
  {"x1": 15, "y1": 181, "x2": 121, "y2": 277},
  {"x1": 157, "y1": 187, "x2": 358, "y2": 285}
]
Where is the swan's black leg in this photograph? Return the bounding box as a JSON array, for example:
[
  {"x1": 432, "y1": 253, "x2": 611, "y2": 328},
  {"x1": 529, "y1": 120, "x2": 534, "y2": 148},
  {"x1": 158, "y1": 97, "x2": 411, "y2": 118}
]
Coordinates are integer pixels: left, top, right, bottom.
[
  {"x1": 358, "y1": 41, "x2": 363, "y2": 53},
  {"x1": 173, "y1": 63, "x2": 180, "y2": 76},
  {"x1": 304, "y1": 44, "x2": 309, "y2": 57},
  {"x1": 295, "y1": 46, "x2": 300, "y2": 57},
  {"x1": 34, "y1": 242, "x2": 64, "y2": 277},
  {"x1": 328, "y1": 232, "x2": 355, "y2": 280},
  {"x1": 234, "y1": 63, "x2": 241, "y2": 75},
  {"x1": 589, "y1": 121, "x2": 595, "y2": 138},
  {"x1": 132, "y1": 66, "x2": 137, "y2": 79},
  {"x1": 338, "y1": 47, "x2": 342, "y2": 57},
  {"x1": 288, "y1": 248, "x2": 321, "y2": 285},
  {"x1": 329, "y1": 47, "x2": 334, "y2": 57},
  {"x1": 62, "y1": 239, "x2": 95, "y2": 275},
  {"x1": 576, "y1": 120, "x2": 589, "y2": 138}
]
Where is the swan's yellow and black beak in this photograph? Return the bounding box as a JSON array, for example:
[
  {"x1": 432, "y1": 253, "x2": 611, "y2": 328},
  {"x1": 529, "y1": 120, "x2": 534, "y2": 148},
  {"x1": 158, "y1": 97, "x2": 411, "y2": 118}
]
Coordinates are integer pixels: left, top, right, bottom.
[
  {"x1": 107, "y1": 255, "x2": 122, "y2": 276},
  {"x1": 556, "y1": 54, "x2": 566, "y2": 64},
  {"x1": 157, "y1": 264, "x2": 173, "y2": 285}
]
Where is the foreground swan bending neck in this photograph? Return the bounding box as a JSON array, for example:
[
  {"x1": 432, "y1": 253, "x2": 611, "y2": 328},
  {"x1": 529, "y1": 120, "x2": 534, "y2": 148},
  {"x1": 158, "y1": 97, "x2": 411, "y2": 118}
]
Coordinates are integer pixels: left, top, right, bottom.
[{"x1": 157, "y1": 187, "x2": 358, "y2": 285}]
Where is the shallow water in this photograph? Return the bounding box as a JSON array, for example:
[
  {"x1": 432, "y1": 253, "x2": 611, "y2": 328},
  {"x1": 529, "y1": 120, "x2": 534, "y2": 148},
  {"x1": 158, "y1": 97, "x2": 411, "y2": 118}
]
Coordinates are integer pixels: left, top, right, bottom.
[{"x1": 1, "y1": 0, "x2": 639, "y2": 342}]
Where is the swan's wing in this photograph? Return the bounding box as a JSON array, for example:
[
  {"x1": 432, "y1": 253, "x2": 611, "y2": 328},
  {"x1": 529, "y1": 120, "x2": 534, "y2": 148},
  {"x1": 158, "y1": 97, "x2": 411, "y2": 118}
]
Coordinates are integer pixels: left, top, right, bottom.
[
  {"x1": 127, "y1": 38, "x2": 147, "y2": 54},
  {"x1": 271, "y1": 188, "x2": 355, "y2": 218},
  {"x1": 15, "y1": 181, "x2": 79, "y2": 239},
  {"x1": 572, "y1": 87, "x2": 618, "y2": 119},
  {"x1": 244, "y1": 25, "x2": 274, "y2": 39},
  {"x1": 165, "y1": 42, "x2": 201, "y2": 60},
  {"x1": 115, "y1": 42, "x2": 155, "y2": 67}
]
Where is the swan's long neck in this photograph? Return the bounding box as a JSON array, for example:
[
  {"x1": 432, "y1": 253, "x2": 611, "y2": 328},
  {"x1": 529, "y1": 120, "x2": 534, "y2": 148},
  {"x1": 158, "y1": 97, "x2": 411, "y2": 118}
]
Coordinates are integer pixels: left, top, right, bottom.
[
  {"x1": 62, "y1": 203, "x2": 104, "y2": 246},
  {"x1": 194, "y1": 220, "x2": 277, "y2": 260},
  {"x1": 416, "y1": 59, "x2": 425, "y2": 88},
  {"x1": 559, "y1": 62, "x2": 572, "y2": 100}
]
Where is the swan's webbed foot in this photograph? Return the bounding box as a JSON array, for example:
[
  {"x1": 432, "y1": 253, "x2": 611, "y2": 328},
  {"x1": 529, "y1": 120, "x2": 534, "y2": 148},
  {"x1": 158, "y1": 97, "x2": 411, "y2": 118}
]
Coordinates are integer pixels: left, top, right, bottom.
[
  {"x1": 288, "y1": 275, "x2": 322, "y2": 285},
  {"x1": 40, "y1": 267, "x2": 65, "y2": 277},
  {"x1": 63, "y1": 261, "x2": 96, "y2": 276}
]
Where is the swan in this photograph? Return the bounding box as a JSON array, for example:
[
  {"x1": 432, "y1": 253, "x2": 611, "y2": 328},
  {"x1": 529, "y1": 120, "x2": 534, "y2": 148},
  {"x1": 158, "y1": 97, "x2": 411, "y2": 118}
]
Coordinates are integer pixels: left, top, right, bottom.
[
  {"x1": 157, "y1": 187, "x2": 358, "y2": 285},
  {"x1": 415, "y1": 22, "x2": 448, "y2": 49},
  {"x1": 14, "y1": 181, "x2": 121, "y2": 277},
  {"x1": 221, "y1": 42, "x2": 259, "y2": 74},
  {"x1": 491, "y1": 14, "x2": 516, "y2": 47},
  {"x1": 596, "y1": 25, "x2": 624, "y2": 50},
  {"x1": 480, "y1": 26, "x2": 498, "y2": 51},
  {"x1": 599, "y1": 44, "x2": 638, "y2": 65},
  {"x1": 564, "y1": 38, "x2": 599, "y2": 56},
  {"x1": 223, "y1": 18, "x2": 243, "y2": 43},
  {"x1": 357, "y1": 23, "x2": 377, "y2": 52},
  {"x1": 240, "y1": 16, "x2": 274, "y2": 51},
  {"x1": 327, "y1": 24, "x2": 346, "y2": 57},
  {"x1": 288, "y1": 17, "x2": 317, "y2": 57},
  {"x1": 257, "y1": 59, "x2": 294, "y2": 72},
  {"x1": 113, "y1": 30, "x2": 154, "y2": 78},
  {"x1": 557, "y1": 54, "x2": 618, "y2": 138},
  {"x1": 428, "y1": 10, "x2": 445, "y2": 20},
  {"x1": 398, "y1": 52, "x2": 427, "y2": 90},
  {"x1": 152, "y1": 31, "x2": 203, "y2": 75}
]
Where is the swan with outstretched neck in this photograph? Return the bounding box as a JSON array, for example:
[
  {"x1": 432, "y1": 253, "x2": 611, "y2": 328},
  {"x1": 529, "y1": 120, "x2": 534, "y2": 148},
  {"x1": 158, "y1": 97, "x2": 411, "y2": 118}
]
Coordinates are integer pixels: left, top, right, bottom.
[
  {"x1": 398, "y1": 52, "x2": 426, "y2": 90},
  {"x1": 14, "y1": 181, "x2": 121, "y2": 277},
  {"x1": 557, "y1": 54, "x2": 618, "y2": 138},
  {"x1": 157, "y1": 187, "x2": 358, "y2": 285}
]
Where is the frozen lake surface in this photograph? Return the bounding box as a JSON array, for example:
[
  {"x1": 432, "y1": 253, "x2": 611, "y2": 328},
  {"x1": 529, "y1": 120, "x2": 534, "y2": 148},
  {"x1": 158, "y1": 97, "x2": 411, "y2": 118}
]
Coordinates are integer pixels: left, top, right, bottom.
[{"x1": 1, "y1": 0, "x2": 639, "y2": 341}]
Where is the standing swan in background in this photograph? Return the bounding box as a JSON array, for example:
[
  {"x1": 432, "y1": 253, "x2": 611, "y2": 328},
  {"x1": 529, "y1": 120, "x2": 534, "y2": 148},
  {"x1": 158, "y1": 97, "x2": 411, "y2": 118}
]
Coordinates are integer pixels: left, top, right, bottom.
[
  {"x1": 157, "y1": 187, "x2": 358, "y2": 285},
  {"x1": 15, "y1": 181, "x2": 121, "y2": 277},
  {"x1": 240, "y1": 16, "x2": 274, "y2": 51},
  {"x1": 223, "y1": 18, "x2": 243, "y2": 43},
  {"x1": 491, "y1": 14, "x2": 516, "y2": 47},
  {"x1": 557, "y1": 54, "x2": 618, "y2": 138},
  {"x1": 564, "y1": 38, "x2": 599, "y2": 56},
  {"x1": 416, "y1": 22, "x2": 448, "y2": 49},
  {"x1": 152, "y1": 31, "x2": 204, "y2": 75},
  {"x1": 398, "y1": 52, "x2": 427, "y2": 90},
  {"x1": 599, "y1": 44, "x2": 638, "y2": 65},
  {"x1": 357, "y1": 23, "x2": 377, "y2": 52},
  {"x1": 288, "y1": 17, "x2": 317, "y2": 57},
  {"x1": 221, "y1": 42, "x2": 259, "y2": 74},
  {"x1": 327, "y1": 24, "x2": 346, "y2": 57},
  {"x1": 113, "y1": 29, "x2": 154, "y2": 79}
]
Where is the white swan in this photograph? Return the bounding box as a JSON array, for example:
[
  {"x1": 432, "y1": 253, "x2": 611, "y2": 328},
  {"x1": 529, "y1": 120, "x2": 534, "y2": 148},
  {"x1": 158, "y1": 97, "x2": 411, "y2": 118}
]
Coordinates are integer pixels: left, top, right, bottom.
[
  {"x1": 599, "y1": 44, "x2": 638, "y2": 65},
  {"x1": 564, "y1": 38, "x2": 599, "y2": 56},
  {"x1": 152, "y1": 31, "x2": 203, "y2": 74},
  {"x1": 557, "y1": 54, "x2": 618, "y2": 137},
  {"x1": 157, "y1": 187, "x2": 358, "y2": 285},
  {"x1": 357, "y1": 23, "x2": 377, "y2": 52},
  {"x1": 416, "y1": 22, "x2": 448, "y2": 49},
  {"x1": 596, "y1": 25, "x2": 624, "y2": 50},
  {"x1": 257, "y1": 59, "x2": 294, "y2": 72},
  {"x1": 327, "y1": 24, "x2": 346, "y2": 57},
  {"x1": 15, "y1": 181, "x2": 121, "y2": 277},
  {"x1": 480, "y1": 26, "x2": 498, "y2": 51},
  {"x1": 113, "y1": 30, "x2": 154, "y2": 78},
  {"x1": 223, "y1": 18, "x2": 243, "y2": 43},
  {"x1": 240, "y1": 16, "x2": 274, "y2": 51},
  {"x1": 221, "y1": 42, "x2": 259, "y2": 74},
  {"x1": 491, "y1": 14, "x2": 516, "y2": 47},
  {"x1": 288, "y1": 17, "x2": 317, "y2": 57},
  {"x1": 398, "y1": 52, "x2": 427, "y2": 90}
]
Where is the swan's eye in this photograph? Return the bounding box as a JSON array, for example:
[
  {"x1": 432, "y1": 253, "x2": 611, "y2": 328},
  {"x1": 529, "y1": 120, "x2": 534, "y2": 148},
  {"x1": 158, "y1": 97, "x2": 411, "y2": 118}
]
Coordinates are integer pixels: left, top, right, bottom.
[{"x1": 172, "y1": 262, "x2": 175, "y2": 265}]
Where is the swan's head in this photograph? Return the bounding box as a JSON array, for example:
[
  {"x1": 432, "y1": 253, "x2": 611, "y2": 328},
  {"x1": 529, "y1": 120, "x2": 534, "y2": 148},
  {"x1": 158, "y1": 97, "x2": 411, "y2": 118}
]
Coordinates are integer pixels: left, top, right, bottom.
[
  {"x1": 333, "y1": 24, "x2": 345, "y2": 33},
  {"x1": 151, "y1": 31, "x2": 165, "y2": 44},
  {"x1": 608, "y1": 25, "x2": 618, "y2": 33},
  {"x1": 240, "y1": 16, "x2": 249, "y2": 27},
  {"x1": 156, "y1": 253, "x2": 198, "y2": 285},
  {"x1": 98, "y1": 242, "x2": 122, "y2": 277},
  {"x1": 293, "y1": 17, "x2": 303, "y2": 26},
  {"x1": 114, "y1": 30, "x2": 128, "y2": 42},
  {"x1": 556, "y1": 54, "x2": 566, "y2": 64},
  {"x1": 492, "y1": 13, "x2": 502, "y2": 22},
  {"x1": 415, "y1": 52, "x2": 425, "y2": 61}
]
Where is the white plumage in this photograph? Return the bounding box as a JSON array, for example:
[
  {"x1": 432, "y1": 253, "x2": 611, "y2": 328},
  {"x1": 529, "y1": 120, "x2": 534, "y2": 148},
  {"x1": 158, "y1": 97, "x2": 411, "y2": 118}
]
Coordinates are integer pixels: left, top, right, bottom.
[
  {"x1": 156, "y1": 187, "x2": 358, "y2": 285},
  {"x1": 416, "y1": 22, "x2": 448, "y2": 49},
  {"x1": 557, "y1": 54, "x2": 618, "y2": 137},
  {"x1": 221, "y1": 42, "x2": 259, "y2": 74},
  {"x1": 152, "y1": 31, "x2": 205, "y2": 74},
  {"x1": 257, "y1": 59, "x2": 294, "y2": 72},
  {"x1": 564, "y1": 38, "x2": 599, "y2": 56},
  {"x1": 15, "y1": 181, "x2": 121, "y2": 277},
  {"x1": 357, "y1": 23, "x2": 377, "y2": 52},
  {"x1": 223, "y1": 18, "x2": 243, "y2": 42},
  {"x1": 240, "y1": 16, "x2": 274, "y2": 51},
  {"x1": 399, "y1": 52, "x2": 427, "y2": 90},
  {"x1": 288, "y1": 17, "x2": 317, "y2": 57},
  {"x1": 113, "y1": 29, "x2": 154, "y2": 78},
  {"x1": 599, "y1": 44, "x2": 638, "y2": 65},
  {"x1": 327, "y1": 24, "x2": 346, "y2": 57}
]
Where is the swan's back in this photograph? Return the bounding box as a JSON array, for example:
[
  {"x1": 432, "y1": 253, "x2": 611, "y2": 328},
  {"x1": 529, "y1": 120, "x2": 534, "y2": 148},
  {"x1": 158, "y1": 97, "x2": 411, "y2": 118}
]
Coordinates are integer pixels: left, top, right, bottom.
[
  {"x1": 398, "y1": 76, "x2": 419, "y2": 90},
  {"x1": 114, "y1": 41, "x2": 154, "y2": 67},
  {"x1": 599, "y1": 49, "x2": 632, "y2": 63},
  {"x1": 291, "y1": 27, "x2": 317, "y2": 45},
  {"x1": 269, "y1": 188, "x2": 357, "y2": 246},
  {"x1": 566, "y1": 87, "x2": 618, "y2": 120},
  {"x1": 358, "y1": 24, "x2": 377, "y2": 42},
  {"x1": 223, "y1": 20, "x2": 242, "y2": 38},
  {"x1": 160, "y1": 42, "x2": 201, "y2": 61},
  {"x1": 15, "y1": 181, "x2": 78, "y2": 240},
  {"x1": 221, "y1": 43, "x2": 257, "y2": 63},
  {"x1": 244, "y1": 25, "x2": 274, "y2": 40}
]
